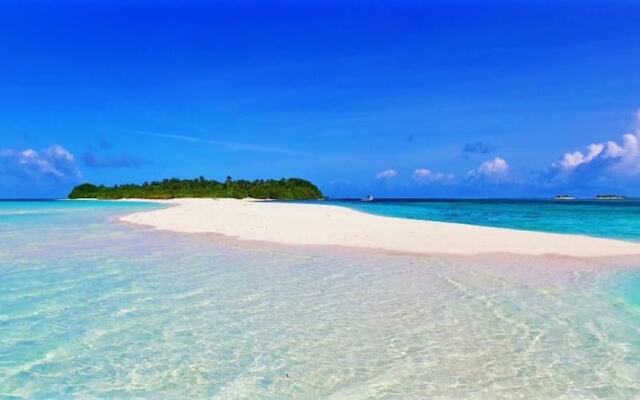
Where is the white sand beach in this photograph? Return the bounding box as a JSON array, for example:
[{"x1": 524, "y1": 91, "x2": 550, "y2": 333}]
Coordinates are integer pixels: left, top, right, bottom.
[{"x1": 118, "y1": 198, "x2": 640, "y2": 257}]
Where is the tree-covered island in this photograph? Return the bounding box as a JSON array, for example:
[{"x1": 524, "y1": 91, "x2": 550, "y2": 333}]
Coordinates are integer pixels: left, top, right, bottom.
[{"x1": 68, "y1": 177, "x2": 323, "y2": 200}]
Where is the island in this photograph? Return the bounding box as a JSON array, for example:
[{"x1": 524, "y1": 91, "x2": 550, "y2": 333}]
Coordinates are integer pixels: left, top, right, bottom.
[
  {"x1": 68, "y1": 177, "x2": 323, "y2": 200},
  {"x1": 595, "y1": 194, "x2": 628, "y2": 200}
]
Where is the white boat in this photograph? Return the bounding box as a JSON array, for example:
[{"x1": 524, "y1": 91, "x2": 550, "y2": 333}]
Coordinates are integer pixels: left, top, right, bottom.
[
  {"x1": 361, "y1": 194, "x2": 374, "y2": 202},
  {"x1": 554, "y1": 194, "x2": 575, "y2": 200}
]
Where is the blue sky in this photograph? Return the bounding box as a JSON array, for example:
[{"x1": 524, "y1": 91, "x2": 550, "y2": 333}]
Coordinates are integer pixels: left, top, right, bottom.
[{"x1": 1, "y1": 1, "x2": 640, "y2": 198}]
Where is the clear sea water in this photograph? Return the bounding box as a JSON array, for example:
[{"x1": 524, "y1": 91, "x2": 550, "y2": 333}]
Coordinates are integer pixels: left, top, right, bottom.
[
  {"x1": 1, "y1": 199, "x2": 640, "y2": 399},
  {"x1": 324, "y1": 199, "x2": 640, "y2": 241}
]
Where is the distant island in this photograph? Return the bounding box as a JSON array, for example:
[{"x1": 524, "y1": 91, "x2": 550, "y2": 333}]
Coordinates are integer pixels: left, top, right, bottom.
[
  {"x1": 68, "y1": 177, "x2": 323, "y2": 200},
  {"x1": 595, "y1": 194, "x2": 627, "y2": 200},
  {"x1": 554, "y1": 194, "x2": 576, "y2": 200}
]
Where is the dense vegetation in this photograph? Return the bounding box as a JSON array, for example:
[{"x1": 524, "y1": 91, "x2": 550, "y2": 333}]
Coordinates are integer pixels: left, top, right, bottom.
[{"x1": 68, "y1": 177, "x2": 323, "y2": 200}]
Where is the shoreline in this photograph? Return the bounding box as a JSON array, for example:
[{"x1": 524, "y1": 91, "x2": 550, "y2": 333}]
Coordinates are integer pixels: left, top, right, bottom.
[{"x1": 114, "y1": 198, "x2": 640, "y2": 258}]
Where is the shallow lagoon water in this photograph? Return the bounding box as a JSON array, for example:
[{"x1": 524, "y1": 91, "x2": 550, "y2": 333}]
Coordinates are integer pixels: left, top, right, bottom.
[{"x1": 1, "y1": 200, "x2": 640, "y2": 398}]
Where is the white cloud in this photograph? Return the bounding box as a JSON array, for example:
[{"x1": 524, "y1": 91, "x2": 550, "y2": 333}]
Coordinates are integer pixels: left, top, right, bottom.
[
  {"x1": 552, "y1": 109, "x2": 640, "y2": 177},
  {"x1": 131, "y1": 130, "x2": 309, "y2": 156},
  {"x1": 412, "y1": 168, "x2": 431, "y2": 180},
  {"x1": 479, "y1": 157, "x2": 509, "y2": 175},
  {"x1": 0, "y1": 144, "x2": 80, "y2": 181},
  {"x1": 376, "y1": 169, "x2": 398, "y2": 180},
  {"x1": 412, "y1": 168, "x2": 454, "y2": 183},
  {"x1": 466, "y1": 157, "x2": 510, "y2": 182},
  {"x1": 558, "y1": 143, "x2": 604, "y2": 172}
]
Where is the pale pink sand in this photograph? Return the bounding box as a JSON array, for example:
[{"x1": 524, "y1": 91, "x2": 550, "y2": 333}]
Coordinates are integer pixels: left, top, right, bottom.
[{"x1": 118, "y1": 198, "x2": 640, "y2": 257}]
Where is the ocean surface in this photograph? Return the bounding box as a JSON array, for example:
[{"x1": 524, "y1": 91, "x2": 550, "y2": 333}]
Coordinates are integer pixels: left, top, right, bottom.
[
  {"x1": 1, "y1": 199, "x2": 640, "y2": 399},
  {"x1": 327, "y1": 198, "x2": 640, "y2": 241}
]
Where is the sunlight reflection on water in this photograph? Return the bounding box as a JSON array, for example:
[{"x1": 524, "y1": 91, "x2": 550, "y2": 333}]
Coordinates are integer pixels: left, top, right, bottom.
[{"x1": 1, "y1": 201, "x2": 639, "y2": 398}]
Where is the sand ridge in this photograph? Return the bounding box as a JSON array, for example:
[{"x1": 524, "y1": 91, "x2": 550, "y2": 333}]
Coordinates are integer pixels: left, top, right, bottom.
[{"x1": 118, "y1": 198, "x2": 640, "y2": 257}]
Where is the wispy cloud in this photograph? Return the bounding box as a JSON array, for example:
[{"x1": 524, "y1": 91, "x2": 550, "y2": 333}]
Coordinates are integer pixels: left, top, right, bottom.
[
  {"x1": 131, "y1": 130, "x2": 309, "y2": 156},
  {"x1": 545, "y1": 109, "x2": 640, "y2": 182},
  {"x1": 462, "y1": 141, "x2": 494, "y2": 155},
  {"x1": 376, "y1": 169, "x2": 398, "y2": 180},
  {"x1": 466, "y1": 157, "x2": 510, "y2": 182},
  {"x1": 0, "y1": 144, "x2": 80, "y2": 181},
  {"x1": 412, "y1": 168, "x2": 454, "y2": 183},
  {"x1": 82, "y1": 152, "x2": 146, "y2": 169},
  {"x1": 552, "y1": 111, "x2": 640, "y2": 175}
]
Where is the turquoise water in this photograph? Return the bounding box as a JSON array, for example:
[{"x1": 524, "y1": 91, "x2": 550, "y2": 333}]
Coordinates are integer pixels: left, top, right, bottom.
[
  {"x1": 1, "y1": 200, "x2": 640, "y2": 398},
  {"x1": 326, "y1": 199, "x2": 640, "y2": 241}
]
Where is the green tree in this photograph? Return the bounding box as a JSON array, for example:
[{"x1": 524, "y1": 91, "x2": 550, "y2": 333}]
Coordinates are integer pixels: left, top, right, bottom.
[{"x1": 68, "y1": 177, "x2": 323, "y2": 200}]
